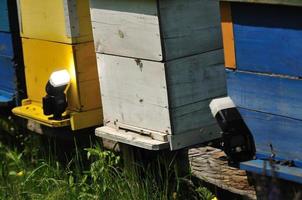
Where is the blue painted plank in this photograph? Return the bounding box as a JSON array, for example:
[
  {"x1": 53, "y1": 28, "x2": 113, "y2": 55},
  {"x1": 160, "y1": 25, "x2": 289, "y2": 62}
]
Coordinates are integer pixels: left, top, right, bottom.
[
  {"x1": 238, "y1": 108, "x2": 302, "y2": 163},
  {"x1": 0, "y1": 0, "x2": 9, "y2": 32},
  {"x1": 227, "y1": 70, "x2": 302, "y2": 120},
  {"x1": 0, "y1": 32, "x2": 13, "y2": 57},
  {"x1": 0, "y1": 56, "x2": 15, "y2": 103},
  {"x1": 232, "y1": 3, "x2": 302, "y2": 77},
  {"x1": 240, "y1": 159, "x2": 302, "y2": 184}
]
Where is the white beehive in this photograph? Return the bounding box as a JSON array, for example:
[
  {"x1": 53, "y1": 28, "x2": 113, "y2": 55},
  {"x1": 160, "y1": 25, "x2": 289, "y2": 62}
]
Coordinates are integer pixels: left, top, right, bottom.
[{"x1": 90, "y1": 0, "x2": 226, "y2": 150}]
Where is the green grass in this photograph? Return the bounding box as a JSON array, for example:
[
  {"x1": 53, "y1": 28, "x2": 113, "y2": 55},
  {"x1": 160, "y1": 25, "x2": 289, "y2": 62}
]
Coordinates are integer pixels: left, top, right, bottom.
[{"x1": 0, "y1": 132, "x2": 215, "y2": 200}]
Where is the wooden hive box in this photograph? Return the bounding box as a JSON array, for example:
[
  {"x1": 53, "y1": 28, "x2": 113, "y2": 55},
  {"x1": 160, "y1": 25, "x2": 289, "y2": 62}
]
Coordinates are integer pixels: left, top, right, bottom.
[
  {"x1": 12, "y1": 0, "x2": 102, "y2": 131},
  {"x1": 17, "y1": 0, "x2": 93, "y2": 44},
  {"x1": 220, "y1": 0, "x2": 302, "y2": 183},
  {"x1": 90, "y1": 0, "x2": 227, "y2": 150},
  {"x1": 0, "y1": 0, "x2": 25, "y2": 106}
]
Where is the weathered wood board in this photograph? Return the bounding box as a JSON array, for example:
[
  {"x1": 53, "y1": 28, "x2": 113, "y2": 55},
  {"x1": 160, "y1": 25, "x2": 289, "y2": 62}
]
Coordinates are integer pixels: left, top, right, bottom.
[
  {"x1": 227, "y1": 70, "x2": 302, "y2": 120},
  {"x1": 189, "y1": 146, "x2": 256, "y2": 199},
  {"x1": 97, "y1": 53, "x2": 171, "y2": 134},
  {"x1": 232, "y1": 3, "x2": 302, "y2": 76},
  {"x1": 91, "y1": 0, "x2": 225, "y2": 149},
  {"x1": 166, "y1": 50, "x2": 226, "y2": 108},
  {"x1": 90, "y1": 0, "x2": 222, "y2": 61},
  {"x1": 90, "y1": 0, "x2": 162, "y2": 61},
  {"x1": 238, "y1": 107, "x2": 302, "y2": 162}
]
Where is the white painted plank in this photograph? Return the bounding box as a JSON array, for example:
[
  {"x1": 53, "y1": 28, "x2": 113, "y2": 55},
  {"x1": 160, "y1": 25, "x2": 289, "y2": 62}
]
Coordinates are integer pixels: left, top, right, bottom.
[
  {"x1": 97, "y1": 53, "x2": 171, "y2": 134},
  {"x1": 90, "y1": 0, "x2": 162, "y2": 61},
  {"x1": 95, "y1": 126, "x2": 169, "y2": 150}
]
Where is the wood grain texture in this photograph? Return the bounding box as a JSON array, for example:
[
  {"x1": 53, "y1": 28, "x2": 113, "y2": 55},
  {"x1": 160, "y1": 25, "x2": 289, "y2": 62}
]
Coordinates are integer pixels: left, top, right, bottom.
[
  {"x1": 158, "y1": 0, "x2": 222, "y2": 61},
  {"x1": 97, "y1": 53, "x2": 171, "y2": 135},
  {"x1": 90, "y1": 0, "x2": 162, "y2": 61},
  {"x1": 227, "y1": 70, "x2": 302, "y2": 120},
  {"x1": 189, "y1": 146, "x2": 256, "y2": 199},
  {"x1": 170, "y1": 99, "x2": 220, "y2": 136},
  {"x1": 220, "y1": 1, "x2": 236, "y2": 69},
  {"x1": 90, "y1": 0, "x2": 222, "y2": 61},
  {"x1": 232, "y1": 3, "x2": 302, "y2": 77},
  {"x1": 0, "y1": 0, "x2": 9, "y2": 32},
  {"x1": 238, "y1": 107, "x2": 302, "y2": 163},
  {"x1": 166, "y1": 50, "x2": 226, "y2": 108}
]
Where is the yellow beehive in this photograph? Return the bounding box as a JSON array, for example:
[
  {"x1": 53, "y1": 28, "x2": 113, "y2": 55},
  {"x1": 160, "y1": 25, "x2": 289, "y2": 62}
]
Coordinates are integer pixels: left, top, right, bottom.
[
  {"x1": 12, "y1": 38, "x2": 102, "y2": 130},
  {"x1": 18, "y1": 0, "x2": 93, "y2": 44}
]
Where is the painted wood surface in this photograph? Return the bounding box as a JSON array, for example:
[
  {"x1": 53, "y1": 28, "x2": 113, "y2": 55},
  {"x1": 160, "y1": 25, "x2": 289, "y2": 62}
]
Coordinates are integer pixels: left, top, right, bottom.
[
  {"x1": 22, "y1": 38, "x2": 100, "y2": 112},
  {"x1": 220, "y1": 2, "x2": 236, "y2": 69},
  {"x1": 238, "y1": 107, "x2": 302, "y2": 162},
  {"x1": 170, "y1": 100, "x2": 220, "y2": 136},
  {"x1": 232, "y1": 3, "x2": 302, "y2": 77},
  {"x1": 90, "y1": 0, "x2": 222, "y2": 61},
  {"x1": 19, "y1": 0, "x2": 93, "y2": 44},
  {"x1": 227, "y1": 70, "x2": 302, "y2": 120},
  {"x1": 221, "y1": 0, "x2": 302, "y2": 7},
  {"x1": 90, "y1": 0, "x2": 162, "y2": 61},
  {"x1": 166, "y1": 50, "x2": 226, "y2": 108},
  {"x1": 0, "y1": 0, "x2": 9, "y2": 32},
  {"x1": 241, "y1": 159, "x2": 302, "y2": 184},
  {"x1": 0, "y1": 56, "x2": 15, "y2": 102},
  {"x1": 158, "y1": 0, "x2": 222, "y2": 61},
  {"x1": 0, "y1": 32, "x2": 13, "y2": 58},
  {"x1": 97, "y1": 53, "x2": 171, "y2": 134}
]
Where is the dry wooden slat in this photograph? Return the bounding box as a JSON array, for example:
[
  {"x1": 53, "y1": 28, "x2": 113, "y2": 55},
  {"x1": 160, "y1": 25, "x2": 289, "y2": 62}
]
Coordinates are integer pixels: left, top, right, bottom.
[{"x1": 189, "y1": 146, "x2": 256, "y2": 199}]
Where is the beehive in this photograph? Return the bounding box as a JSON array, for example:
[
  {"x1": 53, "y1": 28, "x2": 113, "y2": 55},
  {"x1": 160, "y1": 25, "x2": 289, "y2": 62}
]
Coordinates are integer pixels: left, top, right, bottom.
[
  {"x1": 90, "y1": 0, "x2": 226, "y2": 150},
  {"x1": 12, "y1": 0, "x2": 102, "y2": 130},
  {"x1": 220, "y1": 0, "x2": 302, "y2": 183},
  {"x1": 0, "y1": 0, "x2": 25, "y2": 105}
]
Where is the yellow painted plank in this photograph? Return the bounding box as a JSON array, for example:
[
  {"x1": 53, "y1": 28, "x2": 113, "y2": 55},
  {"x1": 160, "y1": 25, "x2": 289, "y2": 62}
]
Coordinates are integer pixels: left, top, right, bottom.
[
  {"x1": 220, "y1": 2, "x2": 236, "y2": 69},
  {"x1": 13, "y1": 38, "x2": 102, "y2": 130},
  {"x1": 19, "y1": 0, "x2": 93, "y2": 44}
]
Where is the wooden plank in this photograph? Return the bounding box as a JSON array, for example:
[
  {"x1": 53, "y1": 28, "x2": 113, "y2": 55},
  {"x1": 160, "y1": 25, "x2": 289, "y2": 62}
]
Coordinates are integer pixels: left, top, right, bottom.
[
  {"x1": 0, "y1": 32, "x2": 13, "y2": 58},
  {"x1": 227, "y1": 70, "x2": 302, "y2": 120},
  {"x1": 170, "y1": 99, "x2": 220, "y2": 136},
  {"x1": 189, "y1": 147, "x2": 256, "y2": 199},
  {"x1": 241, "y1": 159, "x2": 302, "y2": 184},
  {"x1": 97, "y1": 53, "x2": 171, "y2": 134},
  {"x1": 90, "y1": 0, "x2": 162, "y2": 61},
  {"x1": 19, "y1": 0, "x2": 93, "y2": 44},
  {"x1": 158, "y1": 0, "x2": 222, "y2": 61},
  {"x1": 232, "y1": 3, "x2": 302, "y2": 77},
  {"x1": 238, "y1": 107, "x2": 302, "y2": 162},
  {"x1": 166, "y1": 50, "x2": 226, "y2": 108},
  {"x1": 221, "y1": 0, "x2": 302, "y2": 7},
  {"x1": 169, "y1": 125, "x2": 220, "y2": 150},
  {"x1": 73, "y1": 42, "x2": 101, "y2": 111},
  {"x1": 95, "y1": 126, "x2": 169, "y2": 150},
  {"x1": 0, "y1": 0, "x2": 9, "y2": 32},
  {"x1": 220, "y1": 2, "x2": 236, "y2": 69}
]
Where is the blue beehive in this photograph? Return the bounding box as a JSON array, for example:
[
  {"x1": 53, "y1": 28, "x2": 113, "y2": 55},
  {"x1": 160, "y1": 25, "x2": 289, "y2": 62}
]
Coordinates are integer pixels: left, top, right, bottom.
[
  {"x1": 0, "y1": 0, "x2": 25, "y2": 106},
  {"x1": 219, "y1": 0, "x2": 302, "y2": 184}
]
